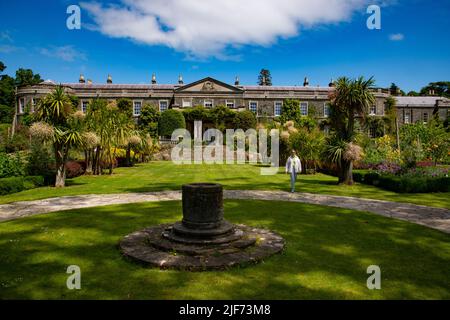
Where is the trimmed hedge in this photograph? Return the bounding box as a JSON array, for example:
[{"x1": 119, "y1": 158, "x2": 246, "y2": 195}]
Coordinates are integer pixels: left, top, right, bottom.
[
  {"x1": 158, "y1": 109, "x2": 186, "y2": 137},
  {"x1": 0, "y1": 176, "x2": 45, "y2": 196},
  {"x1": 353, "y1": 170, "x2": 449, "y2": 193}
]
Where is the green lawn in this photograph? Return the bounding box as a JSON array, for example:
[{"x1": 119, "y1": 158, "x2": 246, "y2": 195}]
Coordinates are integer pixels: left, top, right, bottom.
[
  {"x1": 1, "y1": 200, "x2": 449, "y2": 299},
  {"x1": 0, "y1": 162, "x2": 449, "y2": 208}
]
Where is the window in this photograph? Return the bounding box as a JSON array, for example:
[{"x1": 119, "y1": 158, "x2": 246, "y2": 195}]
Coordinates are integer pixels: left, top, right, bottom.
[
  {"x1": 404, "y1": 112, "x2": 410, "y2": 124},
  {"x1": 323, "y1": 103, "x2": 330, "y2": 118},
  {"x1": 19, "y1": 98, "x2": 25, "y2": 113},
  {"x1": 82, "y1": 101, "x2": 89, "y2": 113},
  {"x1": 134, "y1": 101, "x2": 142, "y2": 116},
  {"x1": 369, "y1": 126, "x2": 377, "y2": 138},
  {"x1": 423, "y1": 112, "x2": 429, "y2": 124},
  {"x1": 159, "y1": 100, "x2": 168, "y2": 112},
  {"x1": 274, "y1": 101, "x2": 282, "y2": 117},
  {"x1": 182, "y1": 100, "x2": 191, "y2": 108},
  {"x1": 249, "y1": 101, "x2": 258, "y2": 113},
  {"x1": 226, "y1": 100, "x2": 235, "y2": 108},
  {"x1": 204, "y1": 100, "x2": 213, "y2": 108},
  {"x1": 369, "y1": 105, "x2": 377, "y2": 115},
  {"x1": 300, "y1": 102, "x2": 308, "y2": 116}
]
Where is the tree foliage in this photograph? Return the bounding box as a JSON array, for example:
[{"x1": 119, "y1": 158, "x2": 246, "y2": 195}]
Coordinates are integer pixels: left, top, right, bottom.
[
  {"x1": 258, "y1": 69, "x2": 272, "y2": 86},
  {"x1": 158, "y1": 109, "x2": 186, "y2": 137}
]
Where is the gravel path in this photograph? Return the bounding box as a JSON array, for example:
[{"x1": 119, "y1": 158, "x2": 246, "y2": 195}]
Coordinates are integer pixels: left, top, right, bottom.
[{"x1": 0, "y1": 190, "x2": 449, "y2": 233}]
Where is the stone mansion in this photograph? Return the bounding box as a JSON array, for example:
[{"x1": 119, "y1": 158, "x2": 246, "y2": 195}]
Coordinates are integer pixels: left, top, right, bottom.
[{"x1": 15, "y1": 75, "x2": 450, "y2": 133}]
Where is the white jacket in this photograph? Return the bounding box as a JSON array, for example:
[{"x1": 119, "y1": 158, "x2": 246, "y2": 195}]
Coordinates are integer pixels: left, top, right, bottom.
[{"x1": 286, "y1": 156, "x2": 302, "y2": 173}]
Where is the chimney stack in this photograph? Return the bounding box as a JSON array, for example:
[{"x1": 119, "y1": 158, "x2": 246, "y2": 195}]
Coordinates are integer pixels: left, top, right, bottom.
[
  {"x1": 87, "y1": 79, "x2": 92, "y2": 85},
  {"x1": 328, "y1": 78, "x2": 335, "y2": 87},
  {"x1": 152, "y1": 73, "x2": 157, "y2": 84},
  {"x1": 303, "y1": 77, "x2": 309, "y2": 87},
  {"x1": 107, "y1": 74, "x2": 112, "y2": 84},
  {"x1": 79, "y1": 74, "x2": 85, "y2": 83},
  {"x1": 235, "y1": 76, "x2": 240, "y2": 86},
  {"x1": 178, "y1": 74, "x2": 184, "y2": 85}
]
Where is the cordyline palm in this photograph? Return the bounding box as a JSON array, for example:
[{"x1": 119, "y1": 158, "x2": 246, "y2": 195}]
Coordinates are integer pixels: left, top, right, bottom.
[
  {"x1": 35, "y1": 85, "x2": 82, "y2": 187},
  {"x1": 327, "y1": 76, "x2": 375, "y2": 184}
]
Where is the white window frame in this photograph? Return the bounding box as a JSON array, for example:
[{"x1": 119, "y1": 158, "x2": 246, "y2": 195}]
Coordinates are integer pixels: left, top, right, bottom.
[
  {"x1": 369, "y1": 105, "x2": 377, "y2": 115},
  {"x1": 423, "y1": 112, "x2": 428, "y2": 124},
  {"x1": 133, "y1": 100, "x2": 143, "y2": 116},
  {"x1": 226, "y1": 100, "x2": 235, "y2": 109},
  {"x1": 81, "y1": 100, "x2": 89, "y2": 113},
  {"x1": 323, "y1": 103, "x2": 330, "y2": 118},
  {"x1": 274, "y1": 101, "x2": 283, "y2": 117},
  {"x1": 159, "y1": 100, "x2": 168, "y2": 112},
  {"x1": 300, "y1": 102, "x2": 308, "y2": 116},
  {"x1": 249, "y1": 101, "x2": 258, "y2": 113},
  {"x1": 182, "y1": 99, "x2": 192, "y2": 108},
  {"x1": 204, "y1": 99, "x2": 214, "y2": 108},
  {"x1": 19, "y1": 98, "x2": 25, "y2": 114}
]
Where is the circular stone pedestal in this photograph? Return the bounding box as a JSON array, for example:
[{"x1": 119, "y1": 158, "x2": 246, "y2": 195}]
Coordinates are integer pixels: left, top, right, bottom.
[
  {"x1": 120, "y1": 224, "x2": 285, "y2": 271},
  {"x1": 119, "y1": 183, "x2": 285, "y2": 271}
]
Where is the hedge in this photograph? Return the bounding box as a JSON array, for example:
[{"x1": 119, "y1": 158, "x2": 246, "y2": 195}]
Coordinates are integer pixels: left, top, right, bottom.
[
  {"x1": 353, "y1": 170, "x2": 449, "y2": 193},
  {"x1": 0, "y1": 176, "x2": 45, "y2": 196},
  {"x1": 158, "y1": 109, "x2": 186, "y2": 137}
]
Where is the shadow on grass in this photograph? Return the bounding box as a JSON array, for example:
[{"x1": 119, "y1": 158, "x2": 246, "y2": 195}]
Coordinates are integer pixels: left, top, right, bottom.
[{"x1": 0, "y1": 200, "x2": 449, "y2": 299}]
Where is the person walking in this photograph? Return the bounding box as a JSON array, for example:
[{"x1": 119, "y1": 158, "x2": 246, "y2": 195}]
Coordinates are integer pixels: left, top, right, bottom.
[{"x1": 286, "y1": 150, "x2": 302, "y2": 193}]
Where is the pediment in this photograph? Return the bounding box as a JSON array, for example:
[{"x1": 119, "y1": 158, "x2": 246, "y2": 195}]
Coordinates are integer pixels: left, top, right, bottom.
[{"x1": 175, "y1": 77, "x2": 242, "y2": 93}]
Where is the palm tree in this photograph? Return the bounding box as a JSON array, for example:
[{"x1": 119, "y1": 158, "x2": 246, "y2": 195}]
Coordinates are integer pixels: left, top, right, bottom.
[
  {"x1": 328, "y1": 76, "x2": 375, "y2": 184},
  {"x1": 33, "y1": 85, "x2": 82, "y2": 187}
]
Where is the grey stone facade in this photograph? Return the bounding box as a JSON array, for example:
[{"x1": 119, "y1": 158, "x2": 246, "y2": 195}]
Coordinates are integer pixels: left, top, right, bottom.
[{"x1": 15, "y1": 77, "x2": 449, "y2": 128}]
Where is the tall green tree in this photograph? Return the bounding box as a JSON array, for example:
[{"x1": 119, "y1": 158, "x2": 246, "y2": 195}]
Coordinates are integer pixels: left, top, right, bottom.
[
  {"x1": 0, "y1": 62, "x2": 15, "y2": 123},
  {"x1": 32, "y1": 86, "x2": 82, "y2": 187},
  {"x1": 327, "y1": 76, "x2": 376, "y2": 184},
  {"x1": 258, "y1": 69, "x2": 272, "y2": 86},
  {"x1": 15, "y1": 68, "x2": 42, "y2": 87},
  {"x1": 420, "y1": 81, "x2": 450, "y2": 98}
]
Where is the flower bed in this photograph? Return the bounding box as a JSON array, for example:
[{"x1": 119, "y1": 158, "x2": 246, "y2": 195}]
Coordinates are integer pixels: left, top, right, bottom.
[{"x1": 353, "y1": 166, "x2": 449, "y2": 193}]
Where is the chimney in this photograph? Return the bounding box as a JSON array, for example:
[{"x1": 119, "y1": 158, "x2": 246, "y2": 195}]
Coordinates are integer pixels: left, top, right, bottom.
[
  {"x1": 235, "y1": 76, "x2": 240, "y2": 86},
  {"x1": 87, "y1": 79, "x2": 93, "y2": 85},
  {"x1": 107, "y1": 74, "x2": 112, "y2": 84},
  {"x1": 303, "y1": 77, "x2": 309, "y2": 87},
  {"x1": 79, "y1": 74, "x2": 85, "y2": 83},
  {"x1": 262, "y1": 75, "x2": 267, "y2": 86},
  {"x1": 152, "y1": 73, "x2": 157, "y2": 84},
  {"x1": 178, "y1": 74, "x2": 184, "y2": 85},
  {"x1": 328, "y1": 78, "x2": 335, "y2": 87}
]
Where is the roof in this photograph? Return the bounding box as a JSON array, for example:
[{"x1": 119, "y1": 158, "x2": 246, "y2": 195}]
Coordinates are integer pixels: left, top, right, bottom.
[
  {"x1": 395, "y1": 96, "x2": 446, "y2": 106},
  {"x1": 242, "y1": 85, "x2": 332, "y2": 91},
  {"x1": 62, "y1": 83, "x2": 176, "y2": 90}
]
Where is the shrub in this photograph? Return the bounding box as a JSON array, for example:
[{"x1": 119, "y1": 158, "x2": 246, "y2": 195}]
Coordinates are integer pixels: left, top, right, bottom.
[
  {"x1": 139, "y1": 104, "x2": 160, "y2": 137},
  {"x1": 233, "y1": 110, "x2": 256, "y2": 131},
  {"x1": 0, "y1": 175, "x2": 45, "y2": 195},
  {"x1": 0, "y1": 152, "x2": 26, "y2": 178},
  {"x1": 65, "y1": 161, "x2": 84, "y2": 178},
  {"x1": 353, "y1": 169, "x2": 449, "y2": 193},
  {"x1": 158, "y1": 109, "x2": 186, "y2": 137},
  {"x1": 26, "y1": 142, "x2": 55, "y2": 178}
]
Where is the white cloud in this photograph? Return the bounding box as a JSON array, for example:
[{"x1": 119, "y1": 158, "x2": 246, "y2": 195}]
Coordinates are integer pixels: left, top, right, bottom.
[
  {"x1": 0, "y1": 45, "x2": 19, "y2": 53},
  {"x1": 389, "y1": 33, "x2": 404, "y2": 41},
  {"x1": 81, "y1": 0, "x2": 373, "y2": 59},
  {"x1": 39, "y1": 45, "x2": 87, "y2": 62}
]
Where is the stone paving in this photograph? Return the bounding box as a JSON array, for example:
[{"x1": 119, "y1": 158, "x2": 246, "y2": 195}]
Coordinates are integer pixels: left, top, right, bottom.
[{"x1": 0, "y1": 190, "x2": 449, "y2": 234}]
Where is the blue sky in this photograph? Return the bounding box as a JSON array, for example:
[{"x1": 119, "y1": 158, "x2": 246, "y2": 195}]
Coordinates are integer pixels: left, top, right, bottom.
[{"x1": 0, "y1": 0, "x2": 449, "y2": 92}]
